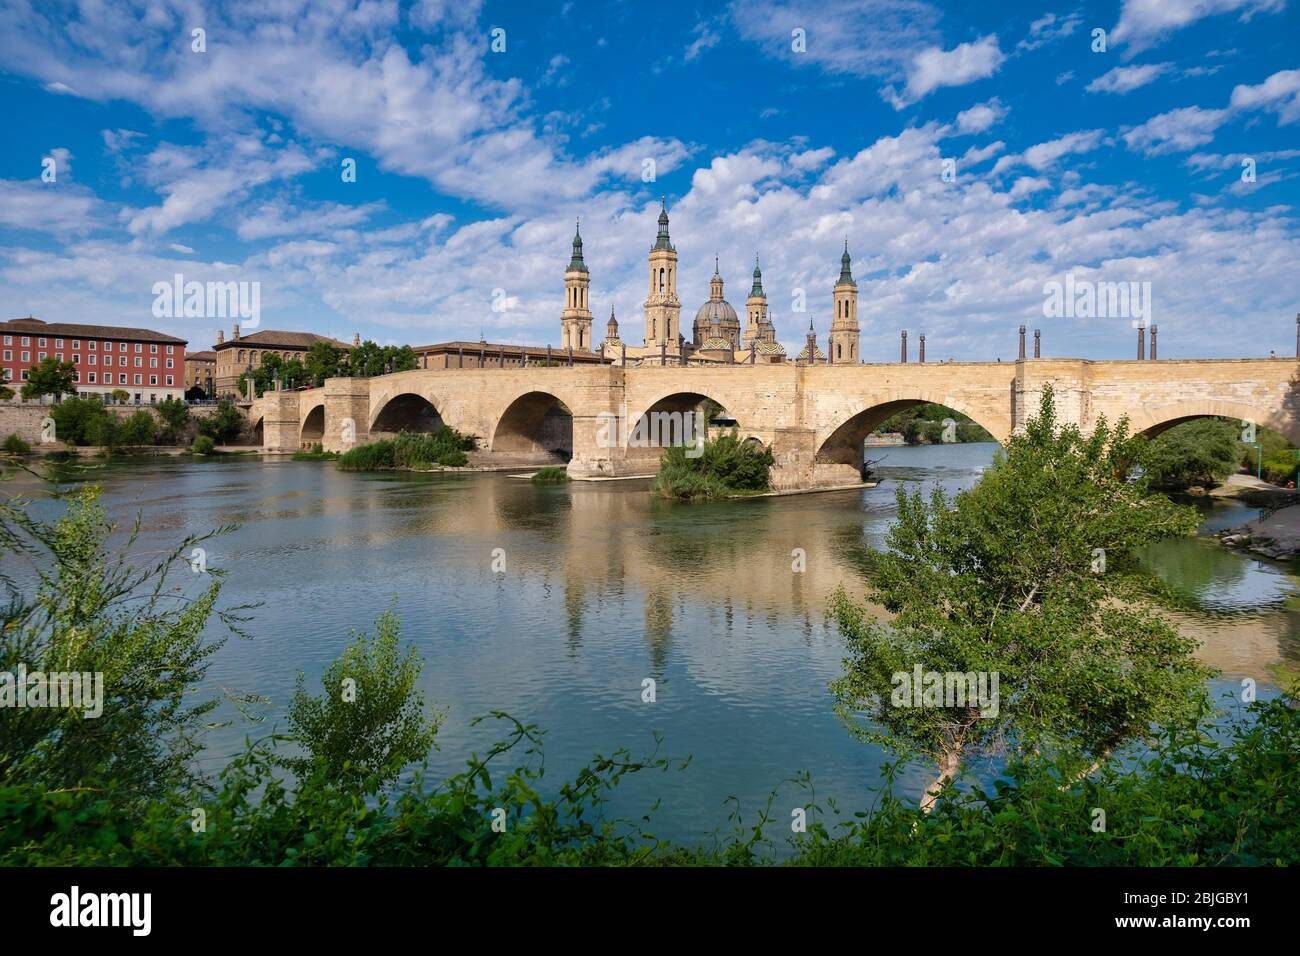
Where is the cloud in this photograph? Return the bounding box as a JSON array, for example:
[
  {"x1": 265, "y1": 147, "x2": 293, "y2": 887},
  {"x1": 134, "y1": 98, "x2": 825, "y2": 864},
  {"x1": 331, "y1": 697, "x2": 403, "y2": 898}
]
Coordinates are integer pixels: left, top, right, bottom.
[
  {"x1": 0, "y1": 179, "x2": 104, "y2": 234},
  {"x1": 1230, "y1": 68, "x2": 1300, "y2": 124},
  {"x1": 1122, "y1": 106, "x2": 1231, "y2": 155},
  {"x1": 1017, "y1": 11, "x2": 1082, "y2": 51},
  {"x1": 685, "y1": 20, "x2": 723, "y2": 61},
  {"x1": 884, "y1": 35, "x2": 1006, "y2": 109},
  {"x1": 1086, "y1": 62, "x2": 1172, "y2": 94},
  {"x1": 955, "y1": 98, "x2": 1008, "y2": 134},
  {"x1": 1111, "y1": 0, "x2": 1286, "y2": 55},
  {"x1": 993, "y1": 130, "x2": 1105, "y2": 174},
  {"x1": 237, "y1": 200, "x2": 388, "y2": 241}
]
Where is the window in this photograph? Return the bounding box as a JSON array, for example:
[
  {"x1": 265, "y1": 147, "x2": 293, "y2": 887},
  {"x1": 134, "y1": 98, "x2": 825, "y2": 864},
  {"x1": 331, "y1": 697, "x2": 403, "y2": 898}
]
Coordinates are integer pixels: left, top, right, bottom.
[
  {"x1": 38, "y1": 353, "x2": 46, "y2": 362},
  {"x1": 104, "y1": 355, "x2": 112, "y2": 366},
  {"x1": 55, "y1": 338, "x2": 63, "y2": 348},
  {"x1": 149, "y1": 375, "x2": 157, "y2": 386},
  {"x1": 38, "y1": 338, "x2": 46, "y2": 347},
  {"x1": 2, "y1": 351, "x2": 8, "y2": 361},
  {"x1": 150, "y1": 344, "x2": 157, "y2": 353},
  {"x1": 166, "y1": 345, "x2": 174, "y2": 354},
  {"x1": 150, "y1": 358, "x2": 157, "y2": 368},
  {"x1": 2, "y1": 335, "x2": 9, "y2": 345},
  {"x1": 73, "y1": 370, "x2": 80, "y2": 382},
  {"x1": 88, "y1": 341, "x2": 96, "y2": 350},
  {"x1": 135, "y1": 343, "x2": 143, "y2": 353},
  {"x1": 88, "y1": 372, "x2": 96, "y2": 384},
  {"x1": 55, "y1": 353, "x2": 63, "y2": 362},
  {"x1": 20, "y1": 369, "x2": 29, "y2": 381},
  {"x1": 21, "y1": 351, "x2": 30, "y2": 363},
  {"x1": 72, "y1": 340, "x2": 79, "y2": 349},
  {"x1": 89, "y1": 355, "x2": 96, "y2": 365},
  {"x1": 166, "y1": 375, "x2": 173, "y2": 386},
  {"x1": 166, "y1": 358, "x2": 174, "y2": 369},
  {"x1": 134, "y1": 374, "x2": 141, "y2": 385},
  {"x1": 21, "y1": 337, "x2": 30, "y2": 346}
]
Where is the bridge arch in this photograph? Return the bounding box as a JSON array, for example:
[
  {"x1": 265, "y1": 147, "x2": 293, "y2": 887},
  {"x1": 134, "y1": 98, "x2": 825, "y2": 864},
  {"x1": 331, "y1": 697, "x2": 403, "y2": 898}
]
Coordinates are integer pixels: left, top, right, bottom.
[
  {"x1": 491, "y1": 390, "x2": 574, "y2": 462},
  {"x1": 1126, "y1": 400, "x2": 1300, "y2": 447},
  {"x1": 815, "y1": 395, "x2": 1004, "y2": 482},
  {"x1": 300, "y1": 405, "x2": 325, "y2": 446},
  {"x1": 370, "y1": 392, "x2": 445, "y2": 438},
  {"x1": 621, "y1": 389, "x2": 743, "y2": 470}
]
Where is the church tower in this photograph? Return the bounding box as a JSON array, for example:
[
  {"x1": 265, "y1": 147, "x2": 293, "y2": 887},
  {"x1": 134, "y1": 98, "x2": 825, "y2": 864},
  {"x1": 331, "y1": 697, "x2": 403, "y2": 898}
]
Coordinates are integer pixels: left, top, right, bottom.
[
  {"x1": 744, "y1": 256, "x2": 769, "y2": 349},
  {"x1": 643, "y1": 198, "x2": 681, "y2": 356},
  {"x1": 561, "y1": 219, "x2": 592, "y2": 351},
  {"x1": 830, "y1": 239, "x2": 859, "y2": 364}
]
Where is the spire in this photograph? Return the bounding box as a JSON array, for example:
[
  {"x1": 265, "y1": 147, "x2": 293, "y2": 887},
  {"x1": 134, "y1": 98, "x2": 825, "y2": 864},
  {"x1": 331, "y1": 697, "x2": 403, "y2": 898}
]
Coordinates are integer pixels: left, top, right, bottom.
[
  {"x1": 607, "y1": 305, "x2": 618, "y2": 334},
  {"x1": 750, "y1": 255, "x2": 764, "y2": 297},
  {"x1": 568, "y1": 217, "x2": 587, "y2": 273},
  {"x1": 709, "y1": 259, "x2": 724, "y2": 301},
  {"x1": 838, "y1": 237, "x2": 856, "y2": 287},
  {"x1": 653, "y1": 196, "x2": 673, "y2": 251}
]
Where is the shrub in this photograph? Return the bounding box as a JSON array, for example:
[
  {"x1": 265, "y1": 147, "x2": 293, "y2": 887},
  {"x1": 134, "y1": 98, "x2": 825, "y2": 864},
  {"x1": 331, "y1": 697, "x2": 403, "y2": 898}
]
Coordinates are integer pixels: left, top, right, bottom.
[
  {"x1": 337, "y1": 428, "x2": 473, "y2": 472},
  {"x1": 652, "y1": 433, "x2": 773, "y2": 499},
  {"x1": 120, "y1": 409, "x2": 158, "y2": 446},
  {"x1": 48, "y1": 395, "x2": 112, "y2": 446},
  {"x1": 192, "y1": 434, "x2": 216, "y2": 456},
  {"x1": 155, "y1": 397, "x2": 190, "y2": 444},
  {"x1": 2, "y1": 433, "x2": 31, "y2": 456},
  {"x1": 198, "y1": 399, "x2": 245, "y2": 444},
  {"x1": 531, "y1": 466, "x2": 570, "y2": 483}
]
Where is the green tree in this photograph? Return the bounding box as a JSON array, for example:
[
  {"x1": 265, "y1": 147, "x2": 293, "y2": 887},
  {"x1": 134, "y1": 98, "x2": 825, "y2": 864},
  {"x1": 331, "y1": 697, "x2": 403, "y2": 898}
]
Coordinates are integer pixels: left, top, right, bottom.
[
  {"x1": 120, "y1": 409, "x2": 158, "y2": 446},
  {"x1": 304, "y1": 341, "x2": 345, "y2": 385},
  {"x1": 155, "y1": 397, "x2": 190, "y2": 444},
  {"x1": 198, "y1": 399, "x2": 244, "y2": 444},
  {"x1": 110, "y1": 388, "x2": 130, "y2": 404},
  {"x1": 20, "y1": 357, "x2": 77, "y2": 401},
  {"x1": 345, "y1": 341, "x2": 419, "y2": 378},
  {"x1": 48, "y1": 395, "x2": 112, "y2": 446},
  {"x1": 0, "y1": 384, "x2": 14, "y2": 401},
  {"x1": 830, "y1": 388, "x2": 1210, "y2": 810},
  {"x1": 1146, "y1": 418, "x2": 1240, "y2": 489},
  {"x1": 284, "y1": 610, "x2": 443, "y2": 785}
]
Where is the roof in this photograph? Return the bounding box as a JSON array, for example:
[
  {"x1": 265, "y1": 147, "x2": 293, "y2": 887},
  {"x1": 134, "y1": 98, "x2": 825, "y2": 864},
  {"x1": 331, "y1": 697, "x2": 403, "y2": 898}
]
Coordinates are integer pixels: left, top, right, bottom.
[
  {"x1": 214, "y1": 330, "x2": 352, "y2": 350},
  {"x1": 186, "y1": 350, "x2": 218, "y2": 362},
  {"x1": 411, "y1": 340, "x2": 608, "y2": 360},
  {"x1": 2, "y1": 316, "x2": 186, "y2": 345}
]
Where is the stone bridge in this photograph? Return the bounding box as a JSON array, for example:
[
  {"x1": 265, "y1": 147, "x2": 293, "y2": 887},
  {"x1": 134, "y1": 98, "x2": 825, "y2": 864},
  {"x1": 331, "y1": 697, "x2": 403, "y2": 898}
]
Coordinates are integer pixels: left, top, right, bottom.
[{"x1": 249, "y1": 357, "x2": 1300, "y2": 490}]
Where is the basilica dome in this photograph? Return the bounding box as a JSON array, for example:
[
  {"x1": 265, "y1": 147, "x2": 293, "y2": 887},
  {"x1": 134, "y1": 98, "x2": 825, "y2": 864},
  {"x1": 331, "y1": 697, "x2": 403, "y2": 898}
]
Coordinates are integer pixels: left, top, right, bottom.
[{"x1": 692, "y1": 260, "x2": 741, "y2": 348}]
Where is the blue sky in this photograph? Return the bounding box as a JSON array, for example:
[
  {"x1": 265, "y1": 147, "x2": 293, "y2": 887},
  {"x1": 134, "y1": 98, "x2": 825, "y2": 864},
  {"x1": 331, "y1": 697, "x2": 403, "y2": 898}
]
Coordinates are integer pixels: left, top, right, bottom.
[{"x1": 0, "y1": 0, "x2": 1298, "y2": 360}]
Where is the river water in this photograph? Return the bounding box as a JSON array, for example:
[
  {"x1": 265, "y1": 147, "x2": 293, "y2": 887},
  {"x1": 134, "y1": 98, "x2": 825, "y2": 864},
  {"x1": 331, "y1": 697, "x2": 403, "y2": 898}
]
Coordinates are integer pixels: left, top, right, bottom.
[{"x1": 11, "y1": 443, "x2": 1298, "y2": 844}]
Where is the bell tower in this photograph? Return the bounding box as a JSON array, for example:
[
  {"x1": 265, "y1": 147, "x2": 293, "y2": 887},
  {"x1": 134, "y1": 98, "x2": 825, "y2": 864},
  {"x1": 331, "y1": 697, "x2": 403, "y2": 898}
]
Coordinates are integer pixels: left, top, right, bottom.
[
  {"x1": 643, "y1": 198, "x2": 681, "y2": 358},
  {"x1": 744, "y1": 256, "x2": 768, "y2": 349},
  {"x1": 561, "y1": 219, "x2": 592, "y2": 351},
  {"x1": 830, "y1": 239, "x2": 859, "y2": 364}
]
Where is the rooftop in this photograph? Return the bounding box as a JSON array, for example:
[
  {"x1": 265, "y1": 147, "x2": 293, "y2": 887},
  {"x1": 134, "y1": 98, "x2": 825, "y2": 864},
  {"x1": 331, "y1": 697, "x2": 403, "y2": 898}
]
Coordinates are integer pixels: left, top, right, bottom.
[{"x1": 2, "y1": 316, "x2": 186, "y2": 345}]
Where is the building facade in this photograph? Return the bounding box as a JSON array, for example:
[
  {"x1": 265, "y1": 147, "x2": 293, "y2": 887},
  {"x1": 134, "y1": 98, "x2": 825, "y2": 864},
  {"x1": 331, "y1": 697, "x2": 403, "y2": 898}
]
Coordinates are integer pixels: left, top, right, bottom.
[
  {"x1": 1, "y1": 316, "x2": 186, "y2": 402},
  {"x1": 212, "y1": 326, "x2": 356, "y2": 398},
  {"x1": 185, "y1": 350, "x2": 216, "y2": 396}
]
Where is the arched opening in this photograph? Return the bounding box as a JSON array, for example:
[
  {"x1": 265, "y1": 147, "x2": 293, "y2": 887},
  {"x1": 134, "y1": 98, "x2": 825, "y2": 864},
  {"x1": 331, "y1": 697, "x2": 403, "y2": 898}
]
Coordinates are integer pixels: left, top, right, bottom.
[
  {"x1": 300, "y1": 405, "x2": 324, "y2": 447},
  {"x1": 250, "y1": 417, "x2": 264, "y2": 448},
  {"x1": 371, "y1": 393, "x2": 444, "y2": 440},
  {"x1": 816, "y1": 400, "x2": 997, "y2": 485},
  {"x1": 624, "y1": 392, "x2": 733, "y2": 472},
  {"x1": 492, "y1": 391, "x2": 573, "y2": 463},
  {"x1": 1138, "y1": 415, "x2": 1300, "y2": 490}
]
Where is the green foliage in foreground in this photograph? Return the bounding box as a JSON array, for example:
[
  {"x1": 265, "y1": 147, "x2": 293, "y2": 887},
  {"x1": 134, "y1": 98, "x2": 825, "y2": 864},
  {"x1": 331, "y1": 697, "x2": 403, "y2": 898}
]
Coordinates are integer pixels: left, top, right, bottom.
[
  {"x1": 337, "y1": 427, "x2": 474, "y2": 471},
  {"x1": 531, "y1": 466, "x2": 570, "y2": 483},
  {"x1": 652, "y1": 433, "x2": 774, "y2": 499},
  {"x1": 832, "y1": 388, "x2": 1208, "y2": 810},
  {"x1": 191, "y1": 434, "x2": 216, "y2": 456}
]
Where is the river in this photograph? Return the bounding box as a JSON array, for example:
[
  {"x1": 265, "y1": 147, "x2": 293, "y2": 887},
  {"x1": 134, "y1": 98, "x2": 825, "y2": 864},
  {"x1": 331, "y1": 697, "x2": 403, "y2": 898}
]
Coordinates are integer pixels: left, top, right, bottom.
[{"x1": 10, "y1": 442, "x2": 1298, "y2": 844}]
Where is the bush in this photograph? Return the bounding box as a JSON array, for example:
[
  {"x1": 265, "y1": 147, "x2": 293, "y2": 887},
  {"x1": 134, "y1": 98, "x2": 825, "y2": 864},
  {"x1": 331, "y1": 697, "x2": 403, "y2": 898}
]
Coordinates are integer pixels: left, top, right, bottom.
[
  {"x1": 198, "y1": 399, "x2": 245, "y2": 444},
  {"x1": 1262, "y1": 450, "x2": 1298, "y2": 485},
  {"x1": 2, "y1": 433, "x2": 31, "y2": 456},
  {"x1": 155, "y1": 397, "x2": 190, "y2": 444},
  {"x1": 652, "y1": 433, "x2": 773, "y2": 499},
  {"x1": 192, "y1": 434, "x2": 216, "y2": 456},
  {"x1": 48, "y1": 395, "x2": 112, "y2": 446},
  {"x1": 120, "y1": 409, "x2": 158, "y2": 446},
  {"x1": 531, "y1": 466, "x2": 570, "y2": 483},
  {"x1": 337, "y1": 427, "x2": 473, "y2": 472}
]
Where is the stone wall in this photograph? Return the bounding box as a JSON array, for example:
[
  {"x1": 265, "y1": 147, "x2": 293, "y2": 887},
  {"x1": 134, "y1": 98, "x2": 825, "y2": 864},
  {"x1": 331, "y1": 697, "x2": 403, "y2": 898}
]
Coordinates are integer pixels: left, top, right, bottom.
[{"x1": 0, "y1": 401, "x2": 234, "y2": 446}]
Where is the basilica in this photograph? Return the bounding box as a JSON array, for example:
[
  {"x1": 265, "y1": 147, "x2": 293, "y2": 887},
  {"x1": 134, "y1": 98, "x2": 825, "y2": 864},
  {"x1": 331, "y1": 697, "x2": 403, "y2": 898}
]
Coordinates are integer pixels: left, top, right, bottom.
[{"x1": 559, "y1": 201, "x2": 861, "y2": 366}]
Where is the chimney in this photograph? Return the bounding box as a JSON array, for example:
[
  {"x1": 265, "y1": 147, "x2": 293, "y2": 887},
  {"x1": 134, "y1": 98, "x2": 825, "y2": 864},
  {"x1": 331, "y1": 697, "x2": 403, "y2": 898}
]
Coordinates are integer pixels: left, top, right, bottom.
[
  {"x1": 1137, "y1": 324, "x2": 1146, "y2": 360},
  {"x1": 232, "y1": 323, "x2": 240, "y2": 341},
  {"x1": 900, "y1": 330, "x2": 908, "y2": 363},
  {"x1": 1018, "y1": 325, "x2": 1026, "y2": 360},
  {"x1": 353, "y1": 332, "x2": 360, "y2": 347},
  {"x1": 1034, "y1": 329, "x2": 1041, "y2": 358},
  {"x1": 1150, "y1": 325, "x2": 1158, "y2": 360},
  {"x1": 216, "y1": 329, "x2": 224, "y2": 345},
  {"x1": 918, "y1": 333, "x2": 926, "y2": 363}
]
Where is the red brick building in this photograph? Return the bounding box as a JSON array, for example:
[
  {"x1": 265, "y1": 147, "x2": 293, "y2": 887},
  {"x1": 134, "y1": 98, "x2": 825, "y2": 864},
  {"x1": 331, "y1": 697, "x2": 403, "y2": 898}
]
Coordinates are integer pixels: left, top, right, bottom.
[{"x1": 1, "y1": 316, "x2": 187, "y2": 403}]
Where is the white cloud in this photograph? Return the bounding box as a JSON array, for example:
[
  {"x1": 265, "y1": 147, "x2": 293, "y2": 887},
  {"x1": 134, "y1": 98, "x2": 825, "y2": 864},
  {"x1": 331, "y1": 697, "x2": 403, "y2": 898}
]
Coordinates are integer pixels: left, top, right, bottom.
[
  {"x1": 1086, "y1": 62, "x2": 1172, "y2": 94},
  {"x1": 993, "y1": 130, "x2": 1105, "y2": 174},
  {"x1": 1018, "y1": 11, "x2": 1082, "y2": 51},
  {"x1": 1111, "y1": 0, "x2": 1286, "y2": 55},
  {"x1": 1122, "y1": 106, "x2": 1231, "y2": 155},
  {"x1": 1230, "y1": 68, "x2": 1300, "y2": 124},
  {"x1": 885, "y1": 35, "x2": 1006, "y2": 109},
  {"x1": 955, "y1": 98, "x2": 1008, "y2": 134}
]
